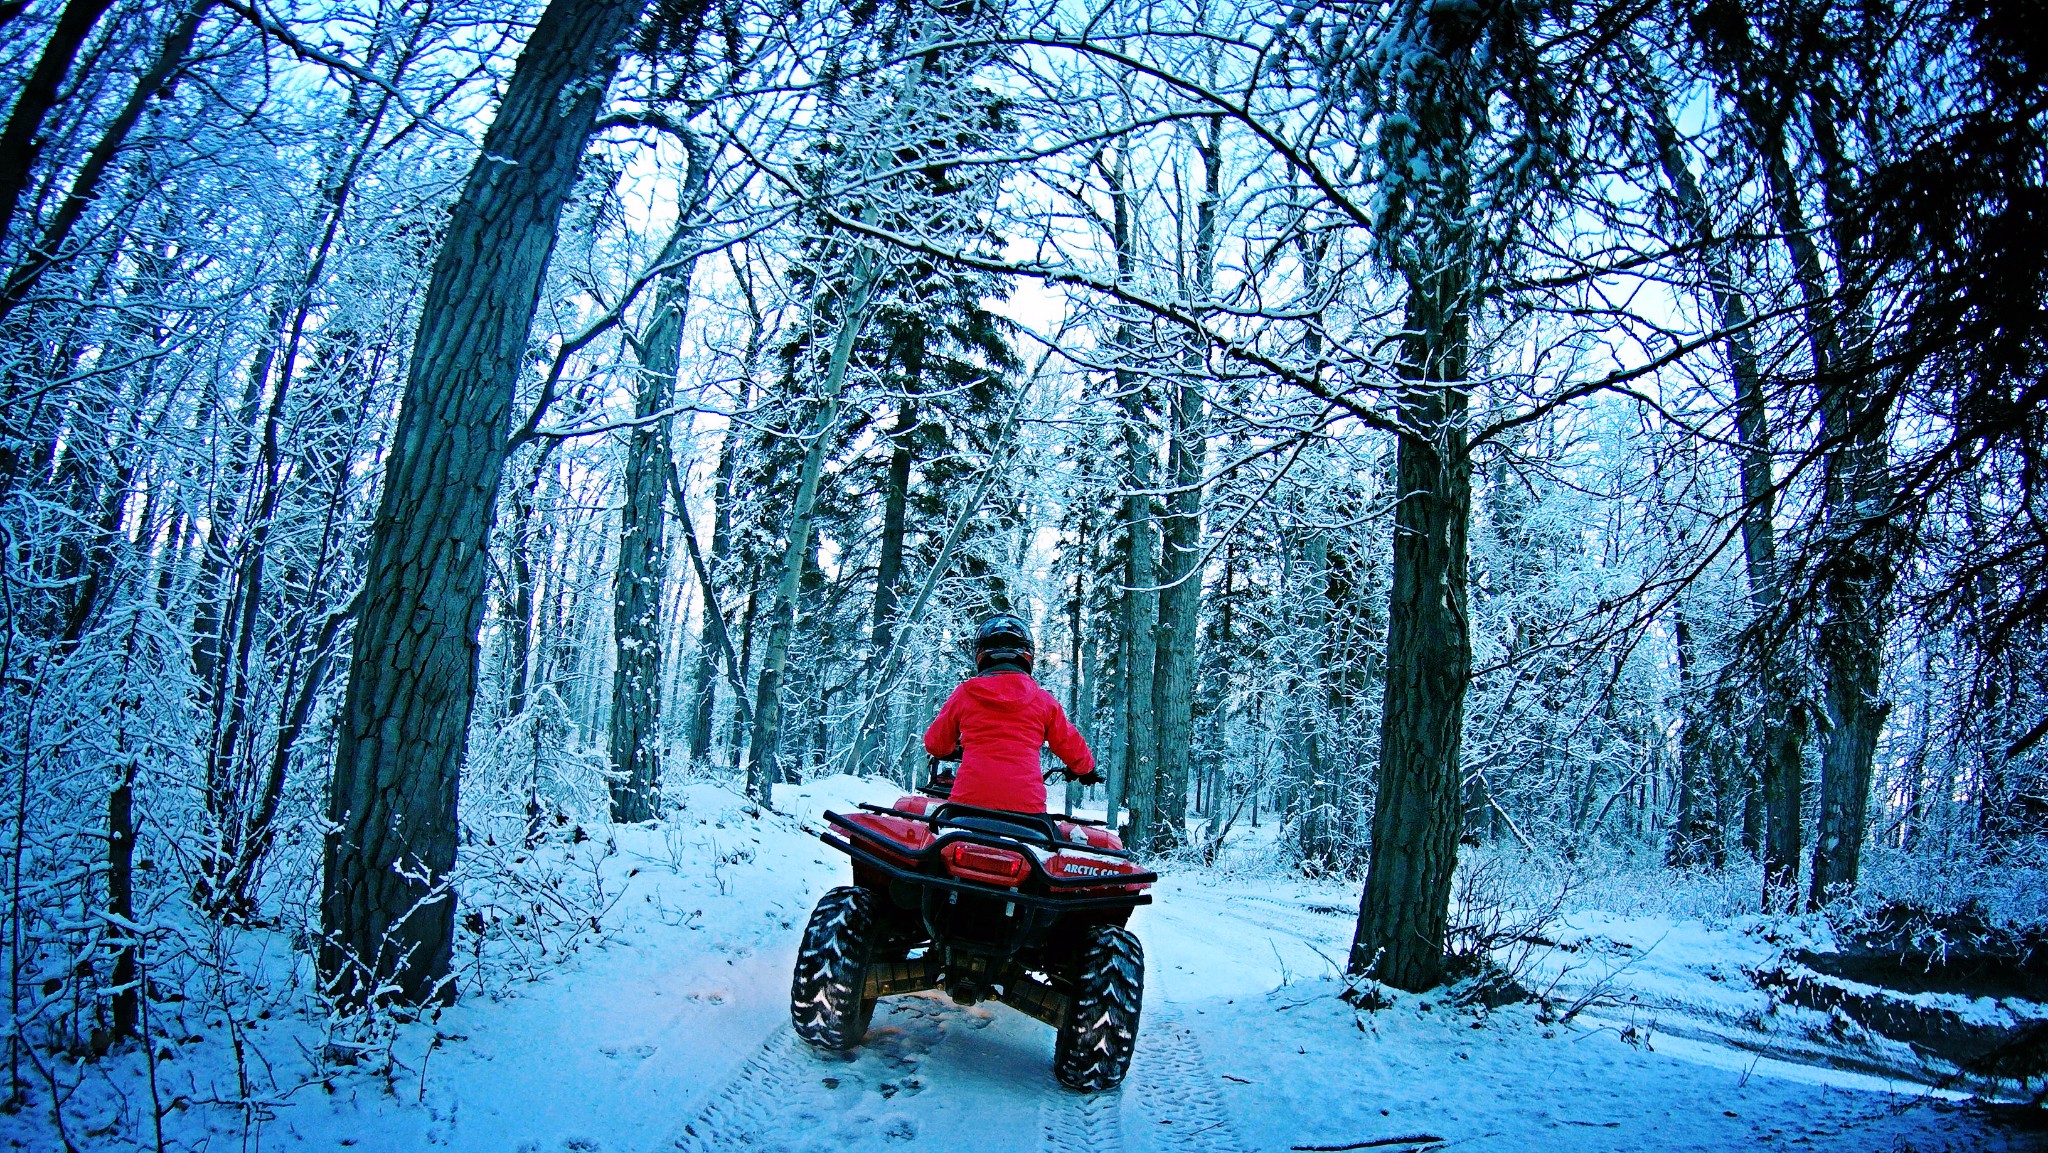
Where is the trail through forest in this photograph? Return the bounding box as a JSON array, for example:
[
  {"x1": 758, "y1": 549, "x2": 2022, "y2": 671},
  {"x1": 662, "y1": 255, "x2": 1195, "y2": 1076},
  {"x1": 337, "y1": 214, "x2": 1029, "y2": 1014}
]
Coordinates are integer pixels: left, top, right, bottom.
[{"x1": 13, "y1": 777, "x2": 2026, "y2": 1152}]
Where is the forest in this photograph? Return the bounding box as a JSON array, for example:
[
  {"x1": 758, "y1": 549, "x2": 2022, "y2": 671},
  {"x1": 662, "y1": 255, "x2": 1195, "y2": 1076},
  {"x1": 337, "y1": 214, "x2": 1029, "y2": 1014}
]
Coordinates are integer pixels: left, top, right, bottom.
[{"x1": 0, "y1": 0, "x2": 2044, "y2": 1147}]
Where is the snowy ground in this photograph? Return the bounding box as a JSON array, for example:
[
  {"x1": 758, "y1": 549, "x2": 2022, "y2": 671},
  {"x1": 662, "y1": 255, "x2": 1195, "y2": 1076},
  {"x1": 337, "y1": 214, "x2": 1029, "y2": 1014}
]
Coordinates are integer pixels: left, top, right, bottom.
[{"x1": 8, "y1": 775, "x2": 2036, "y2": 1151}]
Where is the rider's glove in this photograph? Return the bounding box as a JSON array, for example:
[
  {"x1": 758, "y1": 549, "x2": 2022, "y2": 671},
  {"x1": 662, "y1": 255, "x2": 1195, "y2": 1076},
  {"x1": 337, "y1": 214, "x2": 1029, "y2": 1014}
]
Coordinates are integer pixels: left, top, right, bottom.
[{"x1": 1072, "y1": 767, "x2": 1103, "y2": 787}]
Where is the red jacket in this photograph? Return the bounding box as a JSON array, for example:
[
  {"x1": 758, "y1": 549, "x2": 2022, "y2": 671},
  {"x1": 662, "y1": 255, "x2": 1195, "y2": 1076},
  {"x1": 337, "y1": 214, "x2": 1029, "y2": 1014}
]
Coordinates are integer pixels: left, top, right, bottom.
[{"x1": 923, "y1": 671, "x2": 1095, "y2": 812}]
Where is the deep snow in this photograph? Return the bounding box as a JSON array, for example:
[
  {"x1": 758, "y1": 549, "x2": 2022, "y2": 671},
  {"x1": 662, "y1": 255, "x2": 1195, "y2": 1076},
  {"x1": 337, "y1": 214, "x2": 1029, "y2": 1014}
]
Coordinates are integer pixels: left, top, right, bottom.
[{"x1": 5, "y1": 774, "x2": 2033, "y2": 1151}]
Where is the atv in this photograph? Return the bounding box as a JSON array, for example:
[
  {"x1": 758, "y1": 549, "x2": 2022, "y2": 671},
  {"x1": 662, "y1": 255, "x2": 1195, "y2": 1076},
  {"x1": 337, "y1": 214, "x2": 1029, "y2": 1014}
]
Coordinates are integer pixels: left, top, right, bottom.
[{"x1": 791, "y1": 766, "x2": 1155, "y2": 1090}]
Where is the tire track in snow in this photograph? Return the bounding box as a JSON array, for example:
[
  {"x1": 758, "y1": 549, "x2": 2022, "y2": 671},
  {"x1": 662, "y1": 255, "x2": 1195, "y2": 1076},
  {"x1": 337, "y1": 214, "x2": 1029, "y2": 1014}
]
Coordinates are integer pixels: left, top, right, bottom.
[
  {"x1": 668, "y1": 1024, "x2": 809, "y2": 1152},
  {"x1": 1125, "y1": 1007, "x2": 1251, "y2": 1153},
  {"x1": 1038, "y1": 1085, "x2": 1127, "y2": 1153},
  {"x1": 662, "y1": 995, "x2": 981, "y2": 1152},
  {"x1": 1171, "y1": 891, "x2": 1350, "y2": 948}
]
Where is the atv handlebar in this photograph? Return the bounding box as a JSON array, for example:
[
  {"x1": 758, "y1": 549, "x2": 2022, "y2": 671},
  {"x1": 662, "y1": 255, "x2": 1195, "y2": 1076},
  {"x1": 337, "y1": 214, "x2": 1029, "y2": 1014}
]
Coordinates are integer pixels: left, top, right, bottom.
[{"x1": 1042, "y1": 766, "x2": 1102, "y2": 787}]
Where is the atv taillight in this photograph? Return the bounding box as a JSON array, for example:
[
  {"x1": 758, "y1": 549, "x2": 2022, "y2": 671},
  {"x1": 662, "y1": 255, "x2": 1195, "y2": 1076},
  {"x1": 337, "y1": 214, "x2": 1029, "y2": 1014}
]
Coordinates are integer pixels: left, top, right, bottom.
[{"x1": 941, "y1": 842, "x2": 1030, "y2": 886}]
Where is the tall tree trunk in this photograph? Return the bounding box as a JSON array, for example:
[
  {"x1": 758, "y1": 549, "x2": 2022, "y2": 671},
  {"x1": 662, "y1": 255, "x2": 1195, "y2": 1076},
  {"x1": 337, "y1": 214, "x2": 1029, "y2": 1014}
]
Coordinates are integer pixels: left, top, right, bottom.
[
  {"x1": 608, "y1": 146, "x2": 712, "y2": 822},
  {"x1": 105, "y1": 753, "x2": 137, "y2": 1043},
  {"x1": 0, "y1": 0, "x2": 116, "y2": 253},
  {"x1": 1641, "y1": 87, "x2": 1804, "y2": 902},
  {"x1": 1348, "y1": 0, "x2": 1476, "y2": 993},
  {"x1": 686, "y1": 429, "x2": 736, "y2": 762},
  {"x1": 0, "y1": 0, "x2": 211, "y2": 326},
  {"x1": 745, "y1": 266, "x2": 880, "y2": 805},
  {"x1": 1291, "y1": 528, "x2": 1337, "y2": 872},
  {"x1": 1150, "y1": 378, "x2": 1200, "y2": 851},
  {"x1": 320, "y1": 0, "x2": 641, "y2": 1007},
  {"x1": 503, "y1": 448, "x2": 551, "y2": 719},
  {"x1": 1106, "y1": 142, "x2": 1159, "y2": 848},
  {"x1": 1119, "y1": 415, "x2": 1159, "y2": 846},
  {"x1": 1666, "y1": 610, "x2": 1723, "y2": 868},
  {"x1": 1150, "y1": 115, "x2": 1220, "y2": 853},
  {"x1": 744, "y1": 26, "x2": 943, "y2": 803},
  {"x1": 730, "y1": 580, "x2": 759, "y2": 772},
  {"x1": 1065, "y1": 530, "x2": 1095, "y2": 816},
  {"x1": 607, "y1": 315, "x2": 678, "y2": 823},
  {"x1": 1727, "y1": 77, "x2": 1890, "y2": 908},
  {"x1": 1809, "y1": 378, "x2": 1891, "y2": 904},
  {"x1": 1804, "y1": 96, "x2": 1894, "y2": 907},
  {"x1": 871, "y1": 400, "x2": 915, "y2": 654}
]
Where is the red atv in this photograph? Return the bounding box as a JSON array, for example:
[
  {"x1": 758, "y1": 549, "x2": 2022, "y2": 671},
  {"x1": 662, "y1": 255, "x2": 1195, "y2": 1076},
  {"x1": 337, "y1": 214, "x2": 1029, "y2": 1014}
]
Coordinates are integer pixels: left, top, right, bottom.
[{"x1": 792, "y1": 770, "x2": 1155, "y2": 1090}]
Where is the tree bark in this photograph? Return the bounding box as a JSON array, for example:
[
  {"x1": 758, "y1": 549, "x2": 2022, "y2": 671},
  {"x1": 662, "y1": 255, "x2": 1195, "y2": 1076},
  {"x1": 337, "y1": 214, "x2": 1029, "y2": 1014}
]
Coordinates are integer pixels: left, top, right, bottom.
[
  {"x1": 686, "y1": 429, "x2": 736, "y2": 762},
  {"x1": 1666, "y1": 611, "x2": 1723, "y2": 868},
  {"x1": 1104, "y1": 142, "x2": 1159, "y2": 848},
  {"x1": 503, "y1": 449, "x2": 551, "y2": 719},
  {"x1": 319, "y1": 0, "x2": 641, "y2": 1008},
  {"x1": 1291, "y1": 528, "x2": 1339, "y2": 872},
  {"x1": 1804, "y1": 95, "x2": 1895, "y2": 907},
  {"x1": 1348, "y1": 0, "x2": 1476, "y2": 993},
  {"x1": 608, "y1": 148, "x2": 712, "y2": 823},
  {"x1": 606, "y1": 322, "x2": 676, "y2": 822},
  {"x1": 1641, "y1": 88, "x2": 1803, "y2": 901},
  {"x1": 0, "y1": 0, "x2": 211, "y2": 326},
  {"x1": 744, "y1": 265, "x2": 879, "y2": 806},
  {"x1": 0, "y1": 0, "x2": 116, "y2": 254},
  {"x1": 871, "y1": 401, "x2": 915, "y2": 654},
  {"x1": 1150, "y1": 115, "x2": 1220, "y2": 853},
  {"x1": 105, "y1": 754, "x2": 137, "y2": 1042}
]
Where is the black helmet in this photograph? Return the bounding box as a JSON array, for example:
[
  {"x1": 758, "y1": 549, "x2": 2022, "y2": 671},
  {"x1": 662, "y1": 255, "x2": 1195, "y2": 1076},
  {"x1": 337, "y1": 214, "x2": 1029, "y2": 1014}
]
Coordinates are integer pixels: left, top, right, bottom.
[{"x1": 973, "y1": 613, "x2": 1034, "y2": 673}]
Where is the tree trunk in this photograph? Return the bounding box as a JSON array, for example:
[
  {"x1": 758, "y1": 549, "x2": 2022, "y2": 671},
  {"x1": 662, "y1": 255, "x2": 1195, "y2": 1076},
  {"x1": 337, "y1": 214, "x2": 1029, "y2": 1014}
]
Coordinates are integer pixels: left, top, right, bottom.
[
  {"x1": 1106, "y1": 142, "x2": 1159, "y2": 848},
  {"x1": 1725, "y1": 81, "x2": 1889, "y2": 907},
  {"x1": 1150, "y1": 371, "x2": 1200, "y2": 851},
  {"x1": 745, "y1": 267, "x2": 880, "y2": 806},
  {"x1": 686, "y1": 430, "x2": 736, "y2": 762},
  {"x1": 0, "y1": 0, "x2": 116, "y2": 253},
  {"x1": 608, "y1": 149, "x2": 711, "y2": 822},
  {"x1": 1642, "y1": 88, "x2": 1804, "y2": 902},
  {"x1": 1809, "y1": 369, "x2": 1891, "y2": 904},
  {"x1": 607, "y1": 321, "x2": 677, "y2": 822},
  {"x1": 1351, "y1": 327, "x2": 1471, "y2": 991},
  {"x1": 0, "y1": 0, "x2": 211, "y2": 325},
  {"x1": 105, "y1": 754, "x2": 137, "y2": 1042},
  {"x1": 1150, "y1": 116, "x2": 1220, "y2": 853},
  {"x1": 1667, "y1": 611, "x2": 1723, "y2": 868},
  {"x1": 1065, "y1": 532, "x2": 1094, "y2": 816},
  {"x1": 871, "y1": 401, "x2": 915, "y2": 654},
  {"x1": 1349, "y1": 0, "x2": 1475, "y2": 993},
  {"x1": 503, "y1": 448, "x2": 551, "y2": 719},
  {"x1": 1119, "y1": 420, "x2": 1159, "y2": 847},
  {"x1": 320, "y1": 0, "x2": 641, "y2": 1007},
  {"x1": 1804, "y1": 97, "x2": 1894, "y2": 908},
  {"x1": 1291, "y1": 529, "x2": 1337, "y2": 872}
]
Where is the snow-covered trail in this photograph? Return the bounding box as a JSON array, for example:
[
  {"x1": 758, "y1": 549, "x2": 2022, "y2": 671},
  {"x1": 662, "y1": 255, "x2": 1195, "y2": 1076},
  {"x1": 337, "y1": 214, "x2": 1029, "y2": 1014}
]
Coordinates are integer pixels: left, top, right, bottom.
[
  {"x1": 647, "y1": 859, "x2": 2005, "y2": 1153},
  {"x1": 656, "y1": 871, "x2": 1269, "y2": 1153},
  {"x1": 72, "y1": 778, "x2": 2012, "y2": 1153}
]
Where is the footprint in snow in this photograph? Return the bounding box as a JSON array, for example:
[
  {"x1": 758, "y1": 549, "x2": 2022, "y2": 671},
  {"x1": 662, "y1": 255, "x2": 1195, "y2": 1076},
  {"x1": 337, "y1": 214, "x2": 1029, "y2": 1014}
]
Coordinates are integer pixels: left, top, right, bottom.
[{"x1": 598, "y1": 1043, "x2": 656, "y2": 1061}]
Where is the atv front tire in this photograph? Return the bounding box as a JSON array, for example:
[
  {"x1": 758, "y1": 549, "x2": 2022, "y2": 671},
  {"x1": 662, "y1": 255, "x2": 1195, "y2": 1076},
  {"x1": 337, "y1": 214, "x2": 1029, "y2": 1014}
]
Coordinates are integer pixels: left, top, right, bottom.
[
  {"x1": 791, "y1": 886, "x2": 879, "y2": 1050},
  {"x1": 1053, "y1": 925, "x2": 1144, "y2": 1090}
]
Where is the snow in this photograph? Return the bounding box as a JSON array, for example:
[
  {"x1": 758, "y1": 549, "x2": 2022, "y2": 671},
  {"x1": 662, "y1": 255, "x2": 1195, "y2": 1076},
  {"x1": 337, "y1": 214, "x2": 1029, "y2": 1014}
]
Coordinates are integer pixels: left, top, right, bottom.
[{"x1": 6, "y1": 777, "x2": 2020, "y2": 1151}]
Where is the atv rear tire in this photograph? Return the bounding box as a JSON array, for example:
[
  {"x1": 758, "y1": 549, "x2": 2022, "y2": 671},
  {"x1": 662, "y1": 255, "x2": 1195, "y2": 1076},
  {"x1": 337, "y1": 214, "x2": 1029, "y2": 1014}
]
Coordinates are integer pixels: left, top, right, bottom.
[
  {"x1": 791, "y1": 886, "x2": 879, "y2": 1050},
  {"x1": 1053, "y1": 925, "x2": 1144, "y2": 1090}
]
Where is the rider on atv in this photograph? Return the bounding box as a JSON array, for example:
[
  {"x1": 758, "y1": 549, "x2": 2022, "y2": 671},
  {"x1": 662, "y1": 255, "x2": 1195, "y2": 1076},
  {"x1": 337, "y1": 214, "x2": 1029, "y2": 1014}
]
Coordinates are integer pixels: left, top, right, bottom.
[
  {"x1": 923, "y1": 614, "x2": 1101, "y2": 812},
  {"x1": 796, "y1": 612, "x2": 1150, "y2": 1089}
]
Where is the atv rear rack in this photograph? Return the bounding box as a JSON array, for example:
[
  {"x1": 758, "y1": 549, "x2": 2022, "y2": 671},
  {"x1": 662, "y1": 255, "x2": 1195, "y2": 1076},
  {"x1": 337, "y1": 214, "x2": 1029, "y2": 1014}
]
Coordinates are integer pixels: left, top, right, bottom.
[
  {"x1": 850, "y1": 801, "x2": 1138, "y2": 859},
  {"x1": 820, "y1": 819, "x2": 1156, "y2": 908}
]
